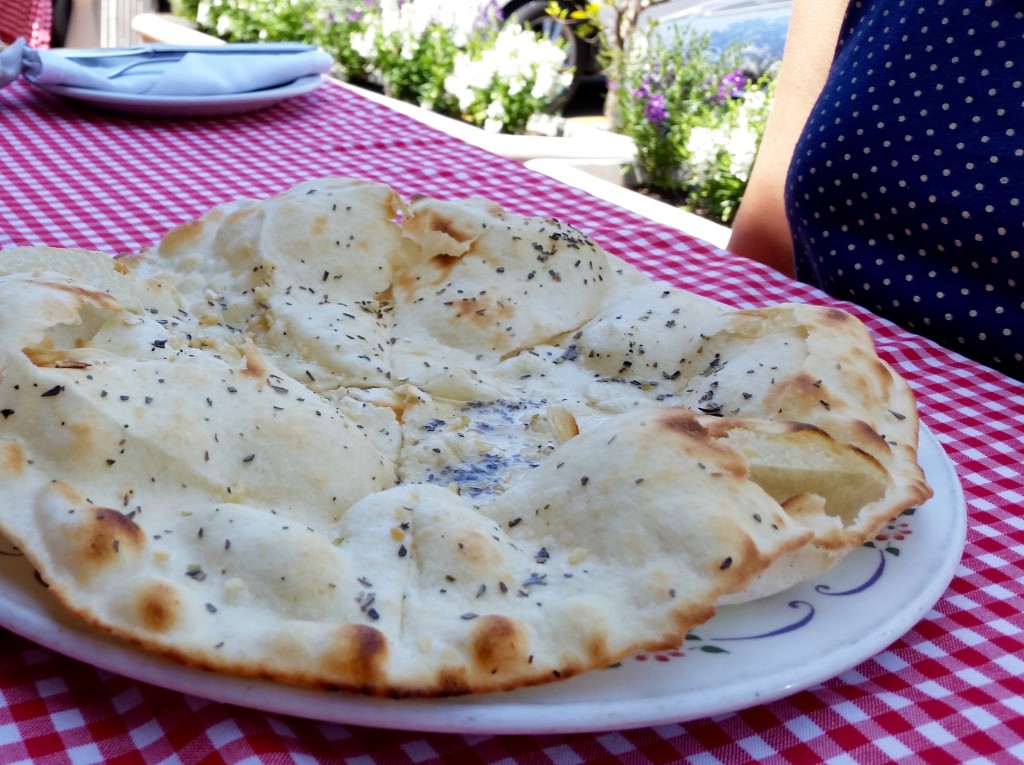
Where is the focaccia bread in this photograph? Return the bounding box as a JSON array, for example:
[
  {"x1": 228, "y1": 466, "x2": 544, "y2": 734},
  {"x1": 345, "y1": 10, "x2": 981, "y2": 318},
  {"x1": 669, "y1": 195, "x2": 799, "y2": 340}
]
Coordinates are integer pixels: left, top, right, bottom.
[{"x1": 0, "y1": 176, "x2": 932, "y2": 697}]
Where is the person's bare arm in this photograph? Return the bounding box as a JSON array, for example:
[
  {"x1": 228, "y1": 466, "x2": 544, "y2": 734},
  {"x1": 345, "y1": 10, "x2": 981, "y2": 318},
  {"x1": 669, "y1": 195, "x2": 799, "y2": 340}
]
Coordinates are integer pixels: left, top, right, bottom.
[{"x1": 727, "y1": 0, "x2": 850, "y2": 276}]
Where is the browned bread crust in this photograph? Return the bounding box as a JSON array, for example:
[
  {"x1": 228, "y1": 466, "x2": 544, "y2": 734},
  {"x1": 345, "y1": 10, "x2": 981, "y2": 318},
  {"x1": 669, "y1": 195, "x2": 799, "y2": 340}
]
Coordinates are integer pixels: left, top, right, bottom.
[{"x1": 0, "y1": 177, "x2": 932, "y2": 696}]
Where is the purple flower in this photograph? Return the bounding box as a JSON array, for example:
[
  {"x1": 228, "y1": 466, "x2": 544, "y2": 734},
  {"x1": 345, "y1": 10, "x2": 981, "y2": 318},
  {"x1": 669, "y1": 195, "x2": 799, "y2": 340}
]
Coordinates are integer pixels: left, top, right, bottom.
[
  {"x1": 631, "y1": 72, "x2": 659, "y2": 102},
  {"x1": 644, "y1": 93, "x2": 668, "y2": 126},
  {"x1": 347, "y1": 10, "x2": 363, "y2": 22},
  {"x1": 716, "y1": 69, "x2": 746, "y2": 102},
  {"x1": 476, "y1": 0, "x2": 504, "y2": 26}
]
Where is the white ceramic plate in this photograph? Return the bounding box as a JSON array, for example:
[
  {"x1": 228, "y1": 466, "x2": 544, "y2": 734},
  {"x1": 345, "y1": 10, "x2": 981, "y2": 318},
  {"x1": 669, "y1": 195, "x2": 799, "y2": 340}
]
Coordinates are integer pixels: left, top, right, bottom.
[
  {"x1": 0, "y1": 426, "x2": 965, "y2": 735},
  {"x1": 31, "y1": 74, "x2": 322, "y2": 117}
]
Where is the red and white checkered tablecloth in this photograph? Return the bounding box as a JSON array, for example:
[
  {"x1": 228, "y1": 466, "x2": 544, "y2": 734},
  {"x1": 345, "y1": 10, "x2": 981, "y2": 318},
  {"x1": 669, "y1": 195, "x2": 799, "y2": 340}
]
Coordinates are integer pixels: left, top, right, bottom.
[
  {"x1": 0, "y1": 0, "x2": 51, "y2": 47},
  {"x1": 1, "y1": 78, "x2": 1023, "y2": 764}
]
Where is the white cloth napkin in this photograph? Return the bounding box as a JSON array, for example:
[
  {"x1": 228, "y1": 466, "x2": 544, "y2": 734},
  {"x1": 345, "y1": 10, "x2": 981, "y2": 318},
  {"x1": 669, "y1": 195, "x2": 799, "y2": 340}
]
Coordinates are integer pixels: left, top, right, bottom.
[{"x1": 0, "y1": 38, "x2": 333, "y2": 95}]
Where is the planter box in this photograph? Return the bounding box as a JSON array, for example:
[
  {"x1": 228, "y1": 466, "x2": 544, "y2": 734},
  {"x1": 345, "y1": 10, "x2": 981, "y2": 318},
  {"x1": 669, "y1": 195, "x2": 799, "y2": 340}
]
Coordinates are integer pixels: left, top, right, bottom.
[
  {"x1": 524, "y1": 158, "x2": 731, "y2": 249},
  {"x1": 132, "y1": 12, "x2": 226, "y2": 46},
  {"x1": 332, "y1": 81, "x2": 635, "y2": 163},
  {"x1": 128, "y1": 13, "x2": 635, "y2": 165}
]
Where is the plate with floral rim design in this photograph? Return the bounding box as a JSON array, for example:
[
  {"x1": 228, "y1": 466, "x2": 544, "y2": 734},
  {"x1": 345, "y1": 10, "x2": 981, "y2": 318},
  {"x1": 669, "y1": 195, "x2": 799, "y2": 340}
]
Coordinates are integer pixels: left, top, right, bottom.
[{"x1": 0, "y1": 425, "x2": 965, "y2": 734}]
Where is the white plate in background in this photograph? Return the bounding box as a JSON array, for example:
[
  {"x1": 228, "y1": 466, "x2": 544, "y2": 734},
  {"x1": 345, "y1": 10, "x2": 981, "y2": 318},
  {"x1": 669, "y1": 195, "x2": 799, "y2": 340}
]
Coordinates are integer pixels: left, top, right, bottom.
[{"x1": 32, "y1": 74, "x2": 322, "y2": 117}]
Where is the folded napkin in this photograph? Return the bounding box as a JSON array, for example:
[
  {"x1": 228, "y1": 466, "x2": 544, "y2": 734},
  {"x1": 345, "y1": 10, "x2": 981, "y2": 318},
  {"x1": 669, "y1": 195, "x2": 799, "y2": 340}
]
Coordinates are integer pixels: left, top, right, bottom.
[{"x1": 0, "y1": 38, "x2": 332, "y2": 95}]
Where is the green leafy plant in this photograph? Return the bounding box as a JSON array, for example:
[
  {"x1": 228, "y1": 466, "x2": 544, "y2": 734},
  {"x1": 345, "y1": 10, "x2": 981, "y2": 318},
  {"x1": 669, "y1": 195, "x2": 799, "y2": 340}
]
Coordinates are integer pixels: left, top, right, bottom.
[
  {"x1": 195, "y1": 0, "x2": 322, "y2": 43},
  {"x1": 309, "y1": 2, "x2": 375, "y2": 83},
  {"x1": 444, "y1": 22, "x2": 574, "y2": 134},
  {"x1": 548, "y1": 0, "x2": 678, "y2": 123},
  {"x1": 618, "y1": 27, "x2": 775, "y2": 225},
  {"x1": 186, "y1": 0, "x2": 571, "y2": 134},
  {"x1": 345, "y1": 0, "x2": 464, "y2": 110}
]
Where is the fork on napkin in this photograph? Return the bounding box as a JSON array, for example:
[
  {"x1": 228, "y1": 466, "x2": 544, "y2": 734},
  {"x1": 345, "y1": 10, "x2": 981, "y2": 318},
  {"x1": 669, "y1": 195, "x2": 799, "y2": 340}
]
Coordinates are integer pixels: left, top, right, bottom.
[{"x1": 0, "y1": 38, "x2": 333, "y2": 96}]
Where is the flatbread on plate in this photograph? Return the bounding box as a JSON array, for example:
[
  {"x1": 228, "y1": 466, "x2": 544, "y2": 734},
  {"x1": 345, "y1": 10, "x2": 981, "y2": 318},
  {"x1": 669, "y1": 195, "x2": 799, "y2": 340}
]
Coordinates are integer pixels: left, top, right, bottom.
[{"x1": 0, "y1": 177, "x2": 932, "y2": 696}]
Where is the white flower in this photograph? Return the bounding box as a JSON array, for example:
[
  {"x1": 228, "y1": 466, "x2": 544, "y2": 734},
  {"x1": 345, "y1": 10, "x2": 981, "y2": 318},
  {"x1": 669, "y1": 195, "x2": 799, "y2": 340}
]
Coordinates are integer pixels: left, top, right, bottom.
[
  {"x1": 686, "y1": 126, "x2": 720, "y2": 181},
  {"x1": 377, "y1": 0, "x2": 403, "y2": 38},
  {"x1": 409, "y1": 0, "x2": 478, "y2": 39},
  {"x1": 486, "y1": 99, "x2": 505, "y2": 120},
  {"x1": 741, "y1": 89, "x2": 767, "y2": 114},
  {"x1": 727, "y1": 125, "x2": 759, "y2": 180},
  {"x1": 508, "y1": 75, "x2": 526, "y2": 97},
  {"x1": 196, "y1": 1, "x2": 212, "y2": 28},
  {"x1": 484, "y1": 99, "x2": 506, "y2": 132},
  {"x1": 215, "y1": 13, "x2": 234, "y2": 37},
  {"x1": 350, "y1": 28, "x2": 377, "y2": 60},
  {"x1": 449, "y1": 26, "x2": 470, "y2": 50},
  {"x1": 445, "y1": 48, "x2": 499, "y2": 111},
  {"x1": 532, "y1": 67, "x2": 571, "y2": 101},
  {"x1": 439, "y1": 16, "x2": 573, "y2": 129},
  {"x1": 400, "y1": 36, "x2": 417, "y2": 61},
  {"x1": 444, "y1": 69, "x2": 478, "y2": 111}
]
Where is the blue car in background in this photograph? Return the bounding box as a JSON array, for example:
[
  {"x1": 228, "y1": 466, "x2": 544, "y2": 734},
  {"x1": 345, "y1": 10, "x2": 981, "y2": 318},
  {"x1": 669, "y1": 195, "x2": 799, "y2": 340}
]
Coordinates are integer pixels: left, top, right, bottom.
[{"x1": 652, "y1": 0, "x2": 791, "y2": 76}]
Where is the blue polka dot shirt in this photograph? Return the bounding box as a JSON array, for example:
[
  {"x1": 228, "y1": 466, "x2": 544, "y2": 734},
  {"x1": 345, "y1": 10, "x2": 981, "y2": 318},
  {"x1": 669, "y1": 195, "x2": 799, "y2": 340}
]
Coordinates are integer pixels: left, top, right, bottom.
[{"x1": 786, "y1": 0, "x2": 1023, "y2": 379}]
